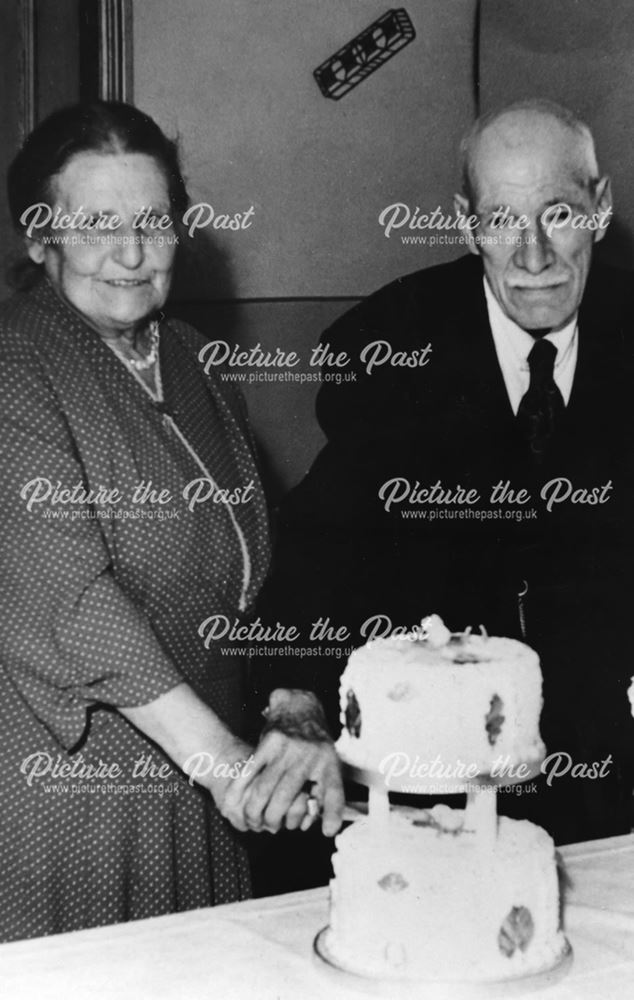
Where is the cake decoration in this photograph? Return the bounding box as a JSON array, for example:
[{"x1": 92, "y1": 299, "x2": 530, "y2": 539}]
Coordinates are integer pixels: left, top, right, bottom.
[
  {"x1": 387, "y1": 681, "x2": 413, "y2": 701},
  {"x1": 417, "y1": 614, "x2": 451, "y2": 647},
  {"x1": 377, "y1": 872, "x2": 409, "y2": 893},
  {"x1": 344, "y1": 690, "x2": 361, "y2": 737},
  {"x1": 498, "y1": 906, "x2": 535, "y2": 957},
  {"x1": 453, "y1": 649, "x2": 484, "y2": 663},
  {"x1": 485, "y1": 694, "x2": 505, "y2": 745},
  {"x1": 411, "y1": 805, "x2": 462, "y2": 835}
]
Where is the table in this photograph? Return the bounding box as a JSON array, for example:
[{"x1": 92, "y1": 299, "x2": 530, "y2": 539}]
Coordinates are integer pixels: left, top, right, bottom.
[{"x1": 1, "y1": 834, "x2": 633, "y2": 999}]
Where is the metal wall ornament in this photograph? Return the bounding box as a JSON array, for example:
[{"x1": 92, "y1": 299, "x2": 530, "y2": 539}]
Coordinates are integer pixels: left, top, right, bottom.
[{"x1": 313, "y1": 9, "x2": 416, "y2": 101}]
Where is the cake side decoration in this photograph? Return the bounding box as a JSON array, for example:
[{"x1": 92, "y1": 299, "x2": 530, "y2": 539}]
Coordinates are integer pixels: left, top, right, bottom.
[
  {"x1": 485, "y1": 693, "x2": 506, "y2": 745},
  {"x1": 498, "y1": 905, "x2": 535, "y2": 958},
  {"x1": 377, "y1": 872, "x2": 408, "y2": 893},
  {"x1": 344, "y1": 689, "x2": 361, "y2": 737}
]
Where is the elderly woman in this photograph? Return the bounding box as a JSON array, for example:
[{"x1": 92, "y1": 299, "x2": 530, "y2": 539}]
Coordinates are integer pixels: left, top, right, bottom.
[{"x1": 0, "y1": 100, "x2": 342, "y2": 942}]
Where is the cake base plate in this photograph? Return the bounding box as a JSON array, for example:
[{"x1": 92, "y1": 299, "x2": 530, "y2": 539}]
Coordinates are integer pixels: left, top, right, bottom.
[
  {"x1": 343, "y1": 756, "x2": 544, "y2": 794},
  {"x1": 313, "y1": 928, "x2": 572, "y2": 997}
]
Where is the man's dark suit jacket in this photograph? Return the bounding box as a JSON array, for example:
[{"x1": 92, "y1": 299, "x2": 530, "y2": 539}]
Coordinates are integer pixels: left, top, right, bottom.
[{"x1": 255, "y1": 254, "x2": 634, "y2": 847}]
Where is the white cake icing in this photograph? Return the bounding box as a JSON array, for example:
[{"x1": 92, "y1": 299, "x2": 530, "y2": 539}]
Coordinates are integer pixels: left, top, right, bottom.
[
  {"x1": 337, "y1": 617, "x2": 545, "y2": 784},
  {"x1": 326, "y1": 805, "x2": 567, "y2": 982}
]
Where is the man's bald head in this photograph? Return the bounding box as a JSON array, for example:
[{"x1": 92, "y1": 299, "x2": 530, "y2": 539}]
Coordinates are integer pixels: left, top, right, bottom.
[{"x1": 460, "y1": 100, "x2": 599, "y2": 207}]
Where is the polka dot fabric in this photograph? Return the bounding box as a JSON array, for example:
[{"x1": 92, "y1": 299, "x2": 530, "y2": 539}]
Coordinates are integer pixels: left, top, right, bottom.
[{"x1": 0, "y1": 279, "x2": 270, "y2": 941}]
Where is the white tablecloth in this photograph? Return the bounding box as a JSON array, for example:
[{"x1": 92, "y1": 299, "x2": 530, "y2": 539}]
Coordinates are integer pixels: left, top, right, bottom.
[{"x1": 1, "y1": 834, "x2": 633, "y2": 1000}]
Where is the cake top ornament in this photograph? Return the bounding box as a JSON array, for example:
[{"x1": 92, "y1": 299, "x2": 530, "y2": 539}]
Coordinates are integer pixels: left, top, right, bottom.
[{"x1": 417, "y1": 614, "x2": 451, "y2": 648}]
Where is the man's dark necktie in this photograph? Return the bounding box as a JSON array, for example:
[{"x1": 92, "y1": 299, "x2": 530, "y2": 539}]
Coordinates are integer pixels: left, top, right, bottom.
[{"x1": 516, "y1": 338, "x2": 565, "y2": 460}]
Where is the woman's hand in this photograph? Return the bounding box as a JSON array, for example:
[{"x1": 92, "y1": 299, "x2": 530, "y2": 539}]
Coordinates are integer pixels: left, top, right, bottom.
[
  {"x1": 191, "y1": 731, "x2": 255, "y2": 831},
  {"x1": 121, "y1": 683, "x2": 344, "y2": 836},
  {"x1": 219, "y1": 689, "x2": 344, "y2": 837},
  {"x1": 120, "y1": 683, "x2": 256, "y2": 828}
]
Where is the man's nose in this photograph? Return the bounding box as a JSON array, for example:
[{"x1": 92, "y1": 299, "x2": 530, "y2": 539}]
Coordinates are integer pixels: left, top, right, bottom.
[{"x1": 512, "y1": 221, "x2": 554, "y2": 273}]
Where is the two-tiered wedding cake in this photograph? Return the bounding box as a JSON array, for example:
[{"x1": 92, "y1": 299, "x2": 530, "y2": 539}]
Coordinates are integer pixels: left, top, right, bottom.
[{"x1": 320, "y1": 616, "x2": 568, "y2": 983}]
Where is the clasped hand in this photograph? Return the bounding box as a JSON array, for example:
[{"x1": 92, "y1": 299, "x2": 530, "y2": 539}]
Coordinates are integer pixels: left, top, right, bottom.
[{"x1": 213, "y1": 689, "x2": 344, "y2": 837}]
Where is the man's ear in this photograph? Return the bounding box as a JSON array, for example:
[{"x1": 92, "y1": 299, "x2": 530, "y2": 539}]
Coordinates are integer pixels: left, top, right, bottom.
[
  {"x1": 454, "y1": 192, "x2": 480, "y2": 257},
  {"x1": 25, "y1": 237, "x2": 45, "y2": 264},
  {"x1": 592, "y1": 175, "x2": 612, "y2": 245}
]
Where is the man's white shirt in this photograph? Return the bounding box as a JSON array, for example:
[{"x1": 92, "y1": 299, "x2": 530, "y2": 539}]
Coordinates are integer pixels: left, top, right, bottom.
[{"x1": 483, "y1": 278, "x2": 578, "y2": 414}]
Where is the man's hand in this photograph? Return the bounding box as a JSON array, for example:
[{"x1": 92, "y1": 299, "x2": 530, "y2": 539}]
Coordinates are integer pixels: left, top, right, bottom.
[{"x1": 220, "y1": 689, "x2": 344, "y2": 837}]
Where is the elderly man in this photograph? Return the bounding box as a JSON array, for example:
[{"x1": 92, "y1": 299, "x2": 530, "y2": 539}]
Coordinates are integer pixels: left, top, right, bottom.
[{"x1": 256, "y1": 99, "x2": 634, "y2": 847}]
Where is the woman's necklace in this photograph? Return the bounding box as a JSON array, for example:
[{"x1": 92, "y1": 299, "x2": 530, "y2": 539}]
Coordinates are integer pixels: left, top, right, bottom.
[
  {"x1": 105, "y1": 318, "x2": 161, "y2": 394},
  {"x1": 121, "y1": 319, "x2": 160, "y2": 370}
]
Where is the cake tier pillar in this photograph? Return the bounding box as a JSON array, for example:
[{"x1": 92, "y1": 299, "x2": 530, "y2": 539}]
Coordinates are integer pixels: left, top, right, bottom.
[
  {"x1": 463, "y1": 785, "x2": 498, "y2": 845},
  {"x1": 368, "y1": 784, "x2": 390, "y2": 824}
]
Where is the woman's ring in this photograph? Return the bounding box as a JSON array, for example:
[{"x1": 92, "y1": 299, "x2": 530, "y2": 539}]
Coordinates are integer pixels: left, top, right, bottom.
[{"x1": 306, "y1": 796, "x2": 320, "y2": 818}]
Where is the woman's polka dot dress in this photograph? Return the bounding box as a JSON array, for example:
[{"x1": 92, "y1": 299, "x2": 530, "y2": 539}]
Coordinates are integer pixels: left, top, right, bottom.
[{"x1": 0, "y1": 279, "x2": 270, "y2": 941}]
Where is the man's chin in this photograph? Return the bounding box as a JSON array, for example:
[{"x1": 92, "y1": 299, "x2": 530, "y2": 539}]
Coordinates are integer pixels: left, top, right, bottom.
[
  {"x1": 503, "y1": 283, "x2": 581, "y2": 332},
  {"x1": 505, "y1": 302, "x2": 575, "y2": 333}
]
